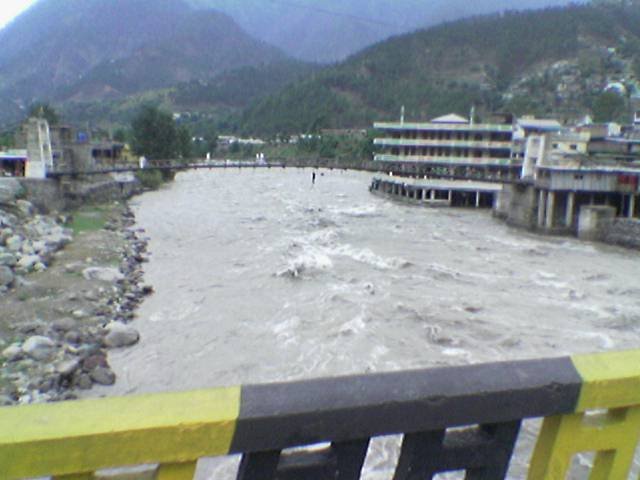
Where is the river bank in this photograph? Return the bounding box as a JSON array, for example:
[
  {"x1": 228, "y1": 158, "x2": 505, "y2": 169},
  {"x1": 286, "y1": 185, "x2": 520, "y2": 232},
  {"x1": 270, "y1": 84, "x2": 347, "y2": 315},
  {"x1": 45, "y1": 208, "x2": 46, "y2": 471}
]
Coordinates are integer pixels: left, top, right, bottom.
[{"x1": 0, "y1": 179, "x2": 151, "y2": 405}]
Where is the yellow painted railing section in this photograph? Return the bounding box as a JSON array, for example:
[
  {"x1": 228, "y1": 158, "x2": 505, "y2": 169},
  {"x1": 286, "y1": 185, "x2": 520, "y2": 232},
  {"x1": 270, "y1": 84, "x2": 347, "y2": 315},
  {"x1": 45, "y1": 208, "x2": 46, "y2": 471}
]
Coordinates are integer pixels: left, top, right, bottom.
[
  {"x1": 4, "y1": 350, "x2": 640, "y2": 479},
  {"x1": 0, "y1": 386, "x2": 241, "y2": 479},
  {"x1": 529, "y1": 350, "x2": 640, "y2": 479}
]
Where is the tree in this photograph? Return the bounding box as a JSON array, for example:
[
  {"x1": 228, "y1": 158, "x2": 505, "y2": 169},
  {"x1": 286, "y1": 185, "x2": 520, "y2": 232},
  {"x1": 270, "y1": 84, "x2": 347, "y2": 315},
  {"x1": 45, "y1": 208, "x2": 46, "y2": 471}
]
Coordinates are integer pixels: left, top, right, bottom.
[
  {"x1": 592, "y1": 91, "x2": 628, "y2": 123},
  {"x1": 28, "y1": 102, "x2": 59, "y2": 125},
  {"x1": 130, "y1": 105, "x2": 189, "y2": 161}
]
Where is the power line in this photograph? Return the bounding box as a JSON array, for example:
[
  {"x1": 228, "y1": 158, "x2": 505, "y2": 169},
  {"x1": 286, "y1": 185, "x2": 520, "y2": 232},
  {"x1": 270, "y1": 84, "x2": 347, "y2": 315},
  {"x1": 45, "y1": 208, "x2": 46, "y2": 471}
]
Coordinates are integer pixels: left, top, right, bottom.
[{"x1": 265, "y1": 0, "x2": 403, "y2": 28}]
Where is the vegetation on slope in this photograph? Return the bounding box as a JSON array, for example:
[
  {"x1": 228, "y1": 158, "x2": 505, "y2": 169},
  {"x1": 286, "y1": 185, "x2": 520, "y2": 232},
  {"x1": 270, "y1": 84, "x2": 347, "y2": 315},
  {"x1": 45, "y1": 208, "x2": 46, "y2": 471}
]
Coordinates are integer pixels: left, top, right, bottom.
[{"x1": 235, "y1": 2, "x2": 640, "y2": 135}]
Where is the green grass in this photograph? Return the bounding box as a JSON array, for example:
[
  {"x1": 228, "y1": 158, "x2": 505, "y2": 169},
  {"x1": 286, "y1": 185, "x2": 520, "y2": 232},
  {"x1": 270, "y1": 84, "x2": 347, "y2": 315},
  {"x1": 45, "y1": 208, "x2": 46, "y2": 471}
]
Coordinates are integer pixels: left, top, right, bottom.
[{"x1": 69, "y1": 206, "x2": 109, "y2": 234}]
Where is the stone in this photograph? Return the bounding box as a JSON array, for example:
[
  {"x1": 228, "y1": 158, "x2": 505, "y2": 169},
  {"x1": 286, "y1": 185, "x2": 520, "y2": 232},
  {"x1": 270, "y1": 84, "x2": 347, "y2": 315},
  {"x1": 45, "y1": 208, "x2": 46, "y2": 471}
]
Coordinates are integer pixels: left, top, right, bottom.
[
  {"x1": 74, "y1": 372, "x2": 93, "y2": 390},
  {"x1": 82, "y1": 353, "x2": 108, "y2": 372},
  {"x1": 2, "y1": 344, "x2": 23, "y2": 362},
  {"x1": 53, "y1": 318, "x2": 77, "y2": 332},
  {"x1": 0, "y1": 178, "x2": 23, "y2": 203},
  {"x1": 43, "y1": 231, "x2": 72, "y2": 250},
  {"x1": 22, "y1": 335, "x2": 56, "y2": 361},
  {"x1": 104, "y1": 322, "x2": 140, "y2": 348},
  {"x1": 5, "y1": 235, "x2": 22, "y2": 252},
  {"x1": 15, "y1": 199, "x2": 35, "y2": 216},
  {"x1": 83, "y1": 267, "x2": 125, "y2": 283},
  {"x1": 56, "y1": 359, "x2": 81, "y2": 377},
  {"x1": 64, "y1": 331, "x2": 82, "y2": 345},
  {"x1": 90, "y1": 367, "x2": 116, "y2": 386},
  {"x1": 16, "y1": 254, "x2": 41, "y2": 273},
  {"x1": 33, "y1": 262, "x2": 47, "y2": 272},
  {"x1": 72, "y1": 309, "x2": 88, "y2": 319},
  {"x1": 0, "y1": 252, "x2": 17, "y2": 267},
  {"x1": 0, "y1": 228, "x2": 13, "y2": 243},
  {"x1": 21, "y1": 242, "x2": 35, "y2": 255},
  {"x1": 0, "y1": 266, "x2": 13, "y2": 287},
  {"x1": 31, "y1": 240, "x2": 48, "y2": 254}
]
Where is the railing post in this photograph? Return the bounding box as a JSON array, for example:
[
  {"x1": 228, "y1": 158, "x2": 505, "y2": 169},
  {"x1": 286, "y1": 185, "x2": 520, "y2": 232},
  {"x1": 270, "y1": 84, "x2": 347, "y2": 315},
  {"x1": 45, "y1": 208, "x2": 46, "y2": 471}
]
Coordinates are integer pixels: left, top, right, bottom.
[{"x1": 237, "y1": 451, "x2": 280, "y2": 480}]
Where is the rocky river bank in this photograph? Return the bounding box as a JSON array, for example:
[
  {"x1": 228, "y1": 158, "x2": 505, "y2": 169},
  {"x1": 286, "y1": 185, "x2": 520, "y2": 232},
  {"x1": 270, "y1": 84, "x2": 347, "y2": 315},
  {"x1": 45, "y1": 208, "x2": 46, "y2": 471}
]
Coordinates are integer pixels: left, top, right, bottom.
[{"x1": 0, "y1": 178, "x2": 151, "y2": 405}]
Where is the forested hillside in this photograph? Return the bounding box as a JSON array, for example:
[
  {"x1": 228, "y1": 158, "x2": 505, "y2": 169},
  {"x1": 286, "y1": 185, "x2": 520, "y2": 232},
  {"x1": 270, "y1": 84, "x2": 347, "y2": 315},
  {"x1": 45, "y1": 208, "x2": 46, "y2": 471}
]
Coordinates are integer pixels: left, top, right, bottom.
[{"x1": 235, "y1": 2, "x2": 640, "y2": 135}]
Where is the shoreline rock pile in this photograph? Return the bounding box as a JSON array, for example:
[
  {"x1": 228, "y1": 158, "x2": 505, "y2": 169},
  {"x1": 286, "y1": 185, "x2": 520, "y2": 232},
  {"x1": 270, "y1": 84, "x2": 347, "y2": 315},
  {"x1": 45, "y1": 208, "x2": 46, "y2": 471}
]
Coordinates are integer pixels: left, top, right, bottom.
[
  {"x1": 0, "y1": 181, "x2": 73, "y2": 293},
  {"x1": 0, "y1": 179, "x2": 152, "y2": 404}
]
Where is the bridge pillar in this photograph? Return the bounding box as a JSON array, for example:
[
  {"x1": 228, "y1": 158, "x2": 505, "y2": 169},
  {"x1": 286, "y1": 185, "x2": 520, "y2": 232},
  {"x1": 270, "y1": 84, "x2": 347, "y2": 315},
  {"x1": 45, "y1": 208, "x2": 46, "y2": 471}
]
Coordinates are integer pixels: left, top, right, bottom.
[
  {"x1": 448, "y1": 190, "x2": 453, "y2": 205},
  {"x1": 476, "y1": 191, "x2": 481, "y2": 208},
  {"x1": 537, "y1": 190, "x2": 547, "y2": 228},
  {"x1": 430, "y1": 190, "x2": 436, "y2": 201},
  {"x1": 566, "y1": 192, "x2": 575, "y2": 228},
  {"x1": 546, "y1": 191, "x2": 556, "y2": 229},
  {"x1": 629, "y1": 194, "x2": 636, "y2": 218}
]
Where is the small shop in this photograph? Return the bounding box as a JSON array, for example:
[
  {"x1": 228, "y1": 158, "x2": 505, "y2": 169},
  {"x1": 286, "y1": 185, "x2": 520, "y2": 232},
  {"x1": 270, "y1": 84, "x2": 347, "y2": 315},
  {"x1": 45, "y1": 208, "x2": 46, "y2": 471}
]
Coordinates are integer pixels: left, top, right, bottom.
[{"x1": 0, "y1": 150, "x2": 27, "y2": 177}]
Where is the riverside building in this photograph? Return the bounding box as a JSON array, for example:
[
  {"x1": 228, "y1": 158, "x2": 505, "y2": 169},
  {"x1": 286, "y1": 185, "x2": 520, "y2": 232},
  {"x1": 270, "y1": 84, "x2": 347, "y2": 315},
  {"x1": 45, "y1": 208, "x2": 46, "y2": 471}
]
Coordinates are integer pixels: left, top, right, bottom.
[{"x1": 370, "y1": 112, "x2": 518, "y2": 208}]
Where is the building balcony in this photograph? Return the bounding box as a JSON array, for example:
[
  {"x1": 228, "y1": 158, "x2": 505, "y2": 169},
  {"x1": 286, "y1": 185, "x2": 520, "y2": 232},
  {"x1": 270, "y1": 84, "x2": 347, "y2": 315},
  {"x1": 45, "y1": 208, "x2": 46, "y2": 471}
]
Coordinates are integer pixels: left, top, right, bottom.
[
  {"x1": 374, "y1": 153, "x2": 517, "y2": 166},
  {"x1": 374, "y1": 121, "x2": 514, "y2": 133},
  {"x1": 374, "y1": 138, "x2": 513, "y2": 150}
]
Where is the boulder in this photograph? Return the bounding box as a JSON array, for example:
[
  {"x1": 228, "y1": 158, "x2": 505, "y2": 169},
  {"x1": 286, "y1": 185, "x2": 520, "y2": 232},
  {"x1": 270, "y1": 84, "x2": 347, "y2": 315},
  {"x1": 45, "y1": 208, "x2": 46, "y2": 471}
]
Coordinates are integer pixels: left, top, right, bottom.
[
  {"x1": 22, "y1": 335, "x2": 56, "y2": 361},
  {"x1": 56, "y1": 359, "x2": 81, "y2": 377},
  {"x1": 16, "y1": 255, "x2": 41, "y2": 273},
  {"x1": 0, "y1": 266, "x2": 13, "y2": 287},
  {"x1": 2, "y1": 344, "x2": 23, "y2": 362},
  {"x1": 0, "y1": 252, "x2": 17, "y2": 267},
  {"x1": 104, "y1": 322, "x2": 140, "y2": 348},
  {"x1": 83, "y1": 267, "x2": 125, "y2": 283},
  {"x1": 15, "y1": 199, "x2": 34, "y2": 216},
  {"x1": 5, "y1": 235, "x2": 22, "y2": 252},
  {"x1": 90, "y1": 366, "x2": 116, "y2": 386},
  {"x1": 53, "y1": 318, "x2": 77, "y2": 332}
]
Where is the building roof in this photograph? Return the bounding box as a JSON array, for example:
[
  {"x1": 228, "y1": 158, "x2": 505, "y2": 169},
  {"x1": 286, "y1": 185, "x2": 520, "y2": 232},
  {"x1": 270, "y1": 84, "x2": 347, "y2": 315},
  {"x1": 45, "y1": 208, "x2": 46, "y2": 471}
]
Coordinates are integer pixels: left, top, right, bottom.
[
  {"x1": 0, "y1": 149, "x2": 27, "y2": 161},
  {"x1": 517, "y1": 118, "x2": 562, "y2": 131},
  {"x1": 431, "y1": 113, "x2": 469, "y2": 124}
]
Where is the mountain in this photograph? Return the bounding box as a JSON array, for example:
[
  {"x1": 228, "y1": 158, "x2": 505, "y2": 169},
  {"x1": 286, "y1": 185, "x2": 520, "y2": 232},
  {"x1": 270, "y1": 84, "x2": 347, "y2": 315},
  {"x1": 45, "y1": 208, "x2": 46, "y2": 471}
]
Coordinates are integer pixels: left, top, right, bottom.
[
  {"x1": 0, "y1": 0, "x2": 285, "y2": 124},
  {"x1": 186, "y1": 0, "x2": 584, "y2": 63},
  {"x1": 235, "y1": 2, "x2": 640, "y2": 135}
]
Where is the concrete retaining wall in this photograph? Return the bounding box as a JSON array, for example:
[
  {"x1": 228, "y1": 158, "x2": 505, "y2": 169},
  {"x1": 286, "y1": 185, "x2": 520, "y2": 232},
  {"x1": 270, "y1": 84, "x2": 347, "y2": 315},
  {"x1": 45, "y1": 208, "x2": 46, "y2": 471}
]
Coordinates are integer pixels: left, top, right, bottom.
[
  {"x1": 500, "y1": 183, "x2": 537, "y2": 229},
  {"x1": 601, "y1": 218, "x2": 640, "y2": 249},
  {"x1": 18, "y1": 179, "x2": 66, "y2": 212},
  {"x1": 18, "y1": 177, "x2": 141, "y2": 213}
]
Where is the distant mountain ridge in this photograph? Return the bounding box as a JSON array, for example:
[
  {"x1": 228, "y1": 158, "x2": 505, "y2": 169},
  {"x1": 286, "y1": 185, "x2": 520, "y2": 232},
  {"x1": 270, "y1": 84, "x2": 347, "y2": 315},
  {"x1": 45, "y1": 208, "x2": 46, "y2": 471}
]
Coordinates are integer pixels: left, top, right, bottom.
[
  {"x1": 186, "y1": 0, "x2": 584, "y2": 62},
  {"x1": 0, "y1": 0, "x2": 285, "y2": 124}
]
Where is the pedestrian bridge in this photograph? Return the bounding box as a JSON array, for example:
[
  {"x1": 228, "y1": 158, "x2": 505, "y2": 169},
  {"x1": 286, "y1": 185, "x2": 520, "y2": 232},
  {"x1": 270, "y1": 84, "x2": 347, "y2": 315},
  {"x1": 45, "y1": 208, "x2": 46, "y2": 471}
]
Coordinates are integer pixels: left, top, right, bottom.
[{"x1": 2, "y1": 349, "x2": 640, "y2": 479}]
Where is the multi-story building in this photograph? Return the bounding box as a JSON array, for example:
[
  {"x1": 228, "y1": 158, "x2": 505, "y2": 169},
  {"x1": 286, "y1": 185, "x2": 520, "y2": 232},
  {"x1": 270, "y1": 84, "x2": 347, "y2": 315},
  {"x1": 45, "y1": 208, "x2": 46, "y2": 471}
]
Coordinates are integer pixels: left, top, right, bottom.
[{"x1": 373, "y1": 113, "x2": 515, "y2": 170}]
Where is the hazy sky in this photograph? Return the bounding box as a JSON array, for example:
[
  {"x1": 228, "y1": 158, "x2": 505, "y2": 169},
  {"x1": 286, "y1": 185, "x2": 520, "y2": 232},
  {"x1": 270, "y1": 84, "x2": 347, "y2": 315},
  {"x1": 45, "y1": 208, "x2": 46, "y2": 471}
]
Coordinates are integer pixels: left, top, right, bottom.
[{"x1": 0, "y1": 0, "x2": 36, "y2": 29}]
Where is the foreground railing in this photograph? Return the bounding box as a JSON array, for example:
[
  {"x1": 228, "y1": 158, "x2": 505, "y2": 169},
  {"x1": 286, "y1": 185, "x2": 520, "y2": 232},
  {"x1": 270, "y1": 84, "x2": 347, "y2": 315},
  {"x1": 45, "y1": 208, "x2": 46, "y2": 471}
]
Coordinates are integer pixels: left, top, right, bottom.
[{"x1": 2, "y1": 350, "x2": 640, "y2": 479}]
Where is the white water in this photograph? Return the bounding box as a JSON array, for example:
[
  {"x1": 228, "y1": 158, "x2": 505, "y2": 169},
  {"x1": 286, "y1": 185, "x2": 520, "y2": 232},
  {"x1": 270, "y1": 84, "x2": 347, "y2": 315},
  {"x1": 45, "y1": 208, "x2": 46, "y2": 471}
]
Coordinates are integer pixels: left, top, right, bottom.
[{"x1": 91, "y1": 169, "x2": 640, "y2": 478}]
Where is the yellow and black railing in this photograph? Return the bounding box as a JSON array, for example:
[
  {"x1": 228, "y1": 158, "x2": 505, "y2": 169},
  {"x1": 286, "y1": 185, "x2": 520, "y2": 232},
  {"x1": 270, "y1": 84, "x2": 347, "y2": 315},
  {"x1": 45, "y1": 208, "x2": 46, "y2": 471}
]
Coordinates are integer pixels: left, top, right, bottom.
[{"x1": 2, "y1": 349, "x2": 640, "y2": 479}]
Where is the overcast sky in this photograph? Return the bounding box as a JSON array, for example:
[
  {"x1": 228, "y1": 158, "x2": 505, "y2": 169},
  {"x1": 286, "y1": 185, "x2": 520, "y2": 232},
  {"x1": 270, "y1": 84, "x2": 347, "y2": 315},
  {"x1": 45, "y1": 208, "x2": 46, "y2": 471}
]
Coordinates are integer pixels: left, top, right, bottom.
[{"x1": 0, "y1": 0, "x2": 37, "y2": 29}]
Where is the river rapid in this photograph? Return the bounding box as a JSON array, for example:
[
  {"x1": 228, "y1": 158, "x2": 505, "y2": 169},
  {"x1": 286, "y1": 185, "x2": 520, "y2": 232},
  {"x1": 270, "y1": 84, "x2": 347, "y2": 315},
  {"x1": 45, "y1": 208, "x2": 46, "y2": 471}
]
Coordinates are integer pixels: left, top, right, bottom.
[{"x1": 93, "y1": 169, "x2": 640, "y2": 478}]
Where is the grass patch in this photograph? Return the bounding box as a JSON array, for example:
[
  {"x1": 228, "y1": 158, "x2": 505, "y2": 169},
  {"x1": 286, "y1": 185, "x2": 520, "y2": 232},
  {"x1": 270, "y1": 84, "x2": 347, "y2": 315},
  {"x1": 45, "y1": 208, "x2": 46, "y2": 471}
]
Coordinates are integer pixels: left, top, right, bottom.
[{"x1": 69, "y1": 206, "x2": 109, "y2": 234}]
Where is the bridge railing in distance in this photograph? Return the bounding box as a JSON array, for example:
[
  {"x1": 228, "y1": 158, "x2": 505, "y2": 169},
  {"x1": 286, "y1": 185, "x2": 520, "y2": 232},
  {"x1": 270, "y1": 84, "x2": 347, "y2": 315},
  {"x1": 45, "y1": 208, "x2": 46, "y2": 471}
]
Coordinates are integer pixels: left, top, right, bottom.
[{"x1": 2, "y1": 350, "x2": 640, "y2": 479}]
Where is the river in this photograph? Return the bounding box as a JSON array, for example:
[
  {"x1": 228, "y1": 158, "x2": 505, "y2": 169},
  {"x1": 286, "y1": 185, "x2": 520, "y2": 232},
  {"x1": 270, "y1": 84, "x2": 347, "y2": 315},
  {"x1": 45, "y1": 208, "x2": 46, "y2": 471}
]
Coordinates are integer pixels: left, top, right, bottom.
[{"x1": 92, "y1": 169, "x2": 640, "y2": 478}]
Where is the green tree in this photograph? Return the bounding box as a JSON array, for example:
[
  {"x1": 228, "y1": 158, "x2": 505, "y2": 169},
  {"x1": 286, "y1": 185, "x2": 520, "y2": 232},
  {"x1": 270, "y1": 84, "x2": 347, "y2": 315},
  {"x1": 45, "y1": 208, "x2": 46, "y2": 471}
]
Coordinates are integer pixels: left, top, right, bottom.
[
  {"x1": 113, "y1": 128, "x2": 129, "y2": 143},
  {"x1": 130, "y1": 105, "x2": 188, "y2": 161},
  {"x1": 592, "y1": 91, "x2": 628, "y2": 122},
  {"x1": 0, "y1": 131, "x2": 15, "y2": 149},
  {"x1": 28, "y1": 102, "x2": 59, "y2": 125}
]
